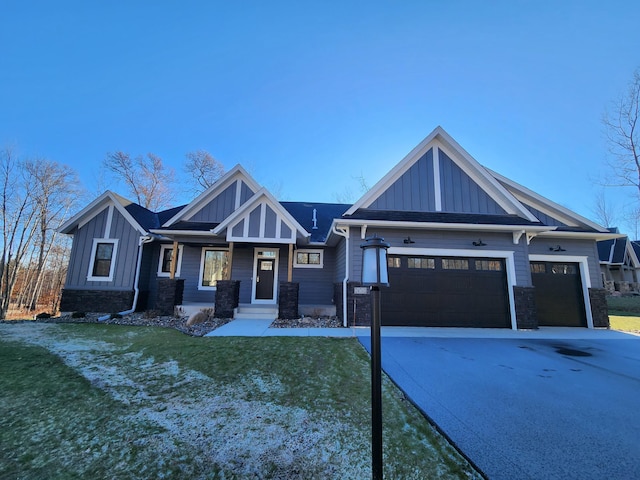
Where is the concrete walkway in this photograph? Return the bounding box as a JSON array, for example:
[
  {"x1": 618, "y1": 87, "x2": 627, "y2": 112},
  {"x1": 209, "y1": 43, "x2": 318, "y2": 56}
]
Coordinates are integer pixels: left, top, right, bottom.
[{"x1": 206, "y1": 319, "x2": 635, "y2": 339}]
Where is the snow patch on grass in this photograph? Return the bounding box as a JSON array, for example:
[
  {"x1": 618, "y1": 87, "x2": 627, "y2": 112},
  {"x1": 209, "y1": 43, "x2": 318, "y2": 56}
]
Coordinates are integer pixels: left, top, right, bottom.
[{"x1": 1, "y1": 323, "x2": 371, "y2": 478}]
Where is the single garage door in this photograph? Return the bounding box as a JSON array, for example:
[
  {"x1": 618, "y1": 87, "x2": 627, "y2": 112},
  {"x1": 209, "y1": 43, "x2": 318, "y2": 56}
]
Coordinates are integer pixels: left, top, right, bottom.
[
  {"x1": 530, "y1": 262, "x2": 587, "y2": 327},
  {"x1": 381, "y1": 255, "x2": 511, "y2": 327}
]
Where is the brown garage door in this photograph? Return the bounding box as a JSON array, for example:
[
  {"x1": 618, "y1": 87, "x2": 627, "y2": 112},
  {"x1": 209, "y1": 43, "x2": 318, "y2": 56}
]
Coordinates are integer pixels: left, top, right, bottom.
[
  {"x1": 530, "y1": 262, "x2": 587, "y2": 327},
  {"x1": 381, "y1": 255, "x2": 511, "y2": 327}
]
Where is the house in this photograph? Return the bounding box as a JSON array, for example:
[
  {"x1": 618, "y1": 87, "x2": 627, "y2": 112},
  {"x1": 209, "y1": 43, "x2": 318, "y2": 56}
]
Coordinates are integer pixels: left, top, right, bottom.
[
  {"x1": 59, "y1": 127, "x2": 619, "y2": 329},
  {"x1": 598, "y1": 231, "x2": 640, "y2": 293}
]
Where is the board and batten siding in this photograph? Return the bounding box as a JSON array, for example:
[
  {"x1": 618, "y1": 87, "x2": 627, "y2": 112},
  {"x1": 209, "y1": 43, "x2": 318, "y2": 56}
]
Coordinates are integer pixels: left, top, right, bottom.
[
  {"x1": 370, "y1": 148, "x2": 436, "y2": 211},
  {"x1": 439, "y1": 150, "x2": 506, "y2": 215},
  {"x1": 189, "y1": 182, "x2": 237, "y2": 223},
  {"x1": 521, "y1": 204, "x2": 568, "y2": 227},
  {"x1": 64, "y1": 207, "x2": 140, "y2": 290}
]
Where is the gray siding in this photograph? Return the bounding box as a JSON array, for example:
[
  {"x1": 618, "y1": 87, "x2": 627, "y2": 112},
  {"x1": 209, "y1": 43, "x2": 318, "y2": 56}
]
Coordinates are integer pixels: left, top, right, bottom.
[
  {"x1": 528, "y1": 239, "x2": 602, "y2": 288},
  {"x1": 523, "y1": 204, "x2": 568, "y2": 227},
  {"x1": 240, "y1": 181, "x2": 254, "y2": 204},
  {"x1": 64, "y1": 207, "x2": 140, "y2": 290},
  {"x1": 348, "y1": 227, "x2": 531, "y2": 287},
  {"x1": 189, "y1": 182, "x2": 237, "y2": 223},
  {"x1": 440, "y1": 150, "x2": 507, "y2": 214},
  {"x1": 293, "y1": 248, "x2": 336, "y2": 305},
  {"x1": 370, "y1": 148, "x2": 435, "y2": 211},
  {"x1": 334, "y1": 236, "x2": 347, "y2": 283}
]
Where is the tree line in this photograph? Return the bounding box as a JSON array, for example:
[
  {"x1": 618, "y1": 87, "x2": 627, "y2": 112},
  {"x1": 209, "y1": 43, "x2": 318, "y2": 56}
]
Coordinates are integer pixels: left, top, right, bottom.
[
  {"x1": 2, "y1": 66, "x2": 640, "y2": 318},
  {"x1": 0, "y1": 148, "x2": 224, "y2": 319}
]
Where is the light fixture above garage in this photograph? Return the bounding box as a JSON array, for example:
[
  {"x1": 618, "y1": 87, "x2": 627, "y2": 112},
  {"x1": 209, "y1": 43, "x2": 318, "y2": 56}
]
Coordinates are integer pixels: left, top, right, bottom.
[
  {"x1": 472, "y1": 239, "x2": 487, "y2": 247},
  {"x1": 403, "y1": 236, "x2": 415, "y2": 244},
  {"x1": 549, "y1": 245, "x2": 566, "y2": 252}
]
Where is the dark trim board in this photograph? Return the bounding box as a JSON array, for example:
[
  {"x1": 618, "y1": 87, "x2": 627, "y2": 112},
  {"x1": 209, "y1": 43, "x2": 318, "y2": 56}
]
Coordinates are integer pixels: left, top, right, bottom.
[{"x1": 382, "y1": 255, "x2": 510, "y2": 327}]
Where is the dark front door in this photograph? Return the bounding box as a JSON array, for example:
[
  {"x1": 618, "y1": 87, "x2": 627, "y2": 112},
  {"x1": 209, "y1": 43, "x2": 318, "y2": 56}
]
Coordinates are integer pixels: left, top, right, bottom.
[
  {"x1": 531, "y1": 262, "x2": 586, "y2": 327},
  {"x1": 256, "y1": 259, "x2": 275, "y2": 300},
  {"x1": 382, "y1": 255, "x2": 510, "y2": 327}
]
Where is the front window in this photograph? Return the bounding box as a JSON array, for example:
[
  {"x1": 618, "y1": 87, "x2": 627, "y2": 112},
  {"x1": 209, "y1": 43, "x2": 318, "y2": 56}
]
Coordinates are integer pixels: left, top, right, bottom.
[
  {"x1": 158, "y1": 245, "x2": 183, "y2": 277},
  {"x1": 87, "y1": 239, "x2": 118, "y2": 281},
  {"x1": 294, "y1": 249, "x2": 323, "y2": 268},
  {"x1": 199, "y1": 249, "x2": 230, "y2": 289}
]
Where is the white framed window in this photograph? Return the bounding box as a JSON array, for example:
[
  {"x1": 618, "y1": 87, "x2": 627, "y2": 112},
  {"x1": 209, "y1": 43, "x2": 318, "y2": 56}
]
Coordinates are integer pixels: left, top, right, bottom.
[
  {"x1": 87, "y1": 238, "x2": 118, "y2": 282},
  {"x1": 294, "y1": 249, "x2": 323, "y2": 268},
  {"x1": 198, "y1": 248, "x2": 230, "y2": 290},
  {"x1": 157, "y1": 244, "x2": 183, "y2": 277}
]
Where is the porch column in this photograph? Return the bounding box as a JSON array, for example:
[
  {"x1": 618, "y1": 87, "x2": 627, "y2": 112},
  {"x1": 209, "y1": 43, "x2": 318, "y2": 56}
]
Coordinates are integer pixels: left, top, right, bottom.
[
  {"x1": 288, "y1": 243, "x2": 294, "y2": 282},
  {"x1": 169, "y1": 241, "x2": 178, "y2": 279},
  {"x1": 227, "y1": 242, "x2": 234, "y2": 280}
]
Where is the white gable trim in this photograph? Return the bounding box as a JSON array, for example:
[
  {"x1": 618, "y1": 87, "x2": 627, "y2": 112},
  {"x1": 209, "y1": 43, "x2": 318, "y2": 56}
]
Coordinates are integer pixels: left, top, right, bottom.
[
  {"x1": 345, "y1": 127, "x2": 538, "y2": 221},
  {"x1": 490, "y1": 169, "x2": 608, "y2": 233},
  {"x1": 59, "y1": 191, "x2": 147, "y2": 236},
  {"x1": 212, "y1": 188, "x2": 310, "y2": 244},
  {"x1": 163, "y1": 165, "x2": 261, "y2": 227}
]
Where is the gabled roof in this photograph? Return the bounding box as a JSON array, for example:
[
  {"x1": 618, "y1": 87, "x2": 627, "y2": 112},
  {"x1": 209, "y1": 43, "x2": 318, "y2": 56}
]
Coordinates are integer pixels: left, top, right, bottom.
[
  {"x1": 58, "y1": 191, "x2": 149, "y2": 235},
  {"x1": 281, "y1": 202, "x2": 352, "y2": 243},
  {"x1": 490, "y1": 169, "x2": 609, "y2": 233},
  {"x1": 162, "y1": 164, "x2": 261, "y2": 227},
  {"x1": 598, "y1": 236, "x2": 640, "y2": 267},
  {"x1": 345, "y1": 126, "x2": 538, "y2": 221},
  {"x1": 212, "y1": 188, "x2": 310, "y2": 243}
]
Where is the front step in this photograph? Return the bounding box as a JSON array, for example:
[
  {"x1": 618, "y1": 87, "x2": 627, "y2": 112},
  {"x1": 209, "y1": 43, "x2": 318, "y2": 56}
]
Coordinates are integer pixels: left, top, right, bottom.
[{"x1": 234, "y1": 304, "x2": 278, "y2": 321}]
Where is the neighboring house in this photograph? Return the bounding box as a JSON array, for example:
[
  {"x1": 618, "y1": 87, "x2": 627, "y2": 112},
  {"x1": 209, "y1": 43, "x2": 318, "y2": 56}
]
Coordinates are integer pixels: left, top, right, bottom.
[
  {"x1": 59, "y1": 127, "x2": 619, "y2": 329},
  {"x1": 598, "y1": 230, "x2": 640, "y2": 293}
]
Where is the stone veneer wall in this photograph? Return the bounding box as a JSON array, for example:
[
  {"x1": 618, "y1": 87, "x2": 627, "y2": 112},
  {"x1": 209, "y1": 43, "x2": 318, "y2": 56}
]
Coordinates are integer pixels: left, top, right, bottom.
[
  {"x1": 214, "y1": 280, "x2": 240, "y2": 318},
  {"x1": 60, "y1": 289, "x2": 134, "y2": 313},
  {"x1": 589, "y1": 288, "x2": 610, "y2": 328},
  {"x1": 278, "y1": 282, "x2": 299, "y2": 320},
  {"x1": 337, "y1": 282, "x2": 372, "y2": 327},
  {"x1": 513, "y1": 286, "x2": 537, "y2": 329},
  {"x1": 156, "y1": 279, "x2": 185, "y2": 316}
]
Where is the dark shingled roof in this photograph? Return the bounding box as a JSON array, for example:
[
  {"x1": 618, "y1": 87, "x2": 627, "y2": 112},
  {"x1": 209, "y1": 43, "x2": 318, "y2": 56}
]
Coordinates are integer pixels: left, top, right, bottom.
[
  {"x1": 281, "y1": 202, "x2": 352, "y2": 243},
  {"x1": 121, "y1": 203, "x2": 188, "y2": 231},
  {"x1": 346, "y1": 209, "x2": 544, "y2": 226},
  {"x1": 598, "y1": 237, "x2": 628, "y2": 263},
  {"x1": 157, "y1": 221, "x2": 220, "y2": 231}
]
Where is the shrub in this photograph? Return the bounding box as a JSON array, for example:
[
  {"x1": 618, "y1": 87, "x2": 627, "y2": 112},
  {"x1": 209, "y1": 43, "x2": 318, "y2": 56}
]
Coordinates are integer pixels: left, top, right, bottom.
[
  {"x1": 35, "y1": 312, "x2": 52, "y2": 319},
  {"x1": 71, "y1": 311, "x2": 86, "y2": 318}
]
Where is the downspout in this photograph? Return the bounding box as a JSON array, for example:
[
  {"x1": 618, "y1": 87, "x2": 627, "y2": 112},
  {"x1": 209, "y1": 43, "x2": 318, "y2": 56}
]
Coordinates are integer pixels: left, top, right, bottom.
[
  {"x1": 332, "y1": 225, "x2": 350, "y2": 327},
  {"x1": 98, "y1": 234, "x2": 155, "y2": 321}
]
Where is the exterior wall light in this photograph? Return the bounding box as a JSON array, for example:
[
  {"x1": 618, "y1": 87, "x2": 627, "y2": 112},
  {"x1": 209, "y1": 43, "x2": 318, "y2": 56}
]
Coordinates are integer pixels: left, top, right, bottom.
[{"x1": 360, "y1": 234, "x2": 390, "y2": 480}]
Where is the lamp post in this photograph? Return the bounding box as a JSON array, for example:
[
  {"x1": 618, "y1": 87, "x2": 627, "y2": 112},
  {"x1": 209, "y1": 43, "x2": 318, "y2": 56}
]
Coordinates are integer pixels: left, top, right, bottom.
[{"x1": 361, "y1": 234, "x2": 390, "y2": 480}]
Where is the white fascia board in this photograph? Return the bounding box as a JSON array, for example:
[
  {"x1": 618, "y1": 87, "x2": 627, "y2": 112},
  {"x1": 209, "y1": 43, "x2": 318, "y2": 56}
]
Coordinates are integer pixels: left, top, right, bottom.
[
  {"x1": 163, "y1": 164, "x2": 262, "y2": 227},
  {"x1": 626, "y1": 241, "x2": 640, "y2": 268},
  {"x1": 149, "y1": 229, "x2": 217, "y2": 237},
  {"x1": 344, "y1": 127, "x2": 444, "y2": 215},
  {"x1": 334, "y1": 218, "x2": 553, "y2": 237},
  {"x1": 535, "y1": 231, "x2": 625, "y2": 240},
  {"x1": 489, "y1": 169, "x2": 608, "y2": 233},
  {"x1": 58, "y1": 191, "x2": 146, "y2": 235}
]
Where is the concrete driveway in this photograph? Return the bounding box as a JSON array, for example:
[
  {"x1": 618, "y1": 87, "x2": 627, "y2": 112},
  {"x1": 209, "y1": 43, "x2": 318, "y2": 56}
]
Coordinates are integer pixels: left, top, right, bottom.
[{"x1": 359, "y1": 329, "x2": 640, "y2": 480}]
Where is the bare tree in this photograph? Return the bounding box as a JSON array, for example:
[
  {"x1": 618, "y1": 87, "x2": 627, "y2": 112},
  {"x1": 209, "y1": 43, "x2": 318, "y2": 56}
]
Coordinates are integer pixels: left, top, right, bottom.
[
  {"x1": 0, "y1": 148, "x2": 38, "y2": 319},
  {"x1": 333, "y1": 172, "x2": 370, "y2": 203},
  {"x1": 602, "y1": 67, "x2": 640, "y2": 195},
  {"x1": 23, "y1": 159, "x2": 80, "y2": 310},
  {"x1": 184, "y1": 150, "x2": 225, "y2": 193},
  {"x1": 591, "y1": 190, "x2": 619, "y2": 229},
  {"x1": 103, "y1": 151, "x2": 175, "y2": 210}
]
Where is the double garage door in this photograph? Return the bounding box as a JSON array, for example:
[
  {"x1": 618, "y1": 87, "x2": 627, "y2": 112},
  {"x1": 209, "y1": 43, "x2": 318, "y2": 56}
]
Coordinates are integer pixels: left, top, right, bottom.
[
  {"x1": 381, "y1": 255, "x2": 587, "y2": 328},
  {"x1": 381, "y1": 255, "x2": 511, "y2": 328}
]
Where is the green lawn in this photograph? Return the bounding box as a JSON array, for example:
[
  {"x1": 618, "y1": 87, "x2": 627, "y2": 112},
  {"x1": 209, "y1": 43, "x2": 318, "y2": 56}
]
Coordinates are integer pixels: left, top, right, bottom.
[
  {"x1": 0, "y1": 323, "x2": 480, "y2": 479},
  {"x1": 607, "y1": 296, "x2": 640, "y2": 332}
]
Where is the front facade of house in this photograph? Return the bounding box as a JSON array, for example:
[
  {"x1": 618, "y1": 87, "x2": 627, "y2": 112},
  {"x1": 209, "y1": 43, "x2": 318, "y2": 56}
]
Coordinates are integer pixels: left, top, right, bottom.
[{"x1": 59, "y1": 127, "x2": 617, "y2": 329}]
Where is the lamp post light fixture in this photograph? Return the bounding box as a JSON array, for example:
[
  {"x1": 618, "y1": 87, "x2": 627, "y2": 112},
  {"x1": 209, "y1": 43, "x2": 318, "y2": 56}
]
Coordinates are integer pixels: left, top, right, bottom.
[{"x1": 360, "y1": 234, "x2": 390, "y2": 480}]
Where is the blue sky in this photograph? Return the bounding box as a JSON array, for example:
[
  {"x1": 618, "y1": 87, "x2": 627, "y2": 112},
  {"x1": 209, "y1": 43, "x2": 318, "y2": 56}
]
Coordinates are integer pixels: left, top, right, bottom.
[{"x1": 2, "y1": 1, "x2": 639, "y2": 232}]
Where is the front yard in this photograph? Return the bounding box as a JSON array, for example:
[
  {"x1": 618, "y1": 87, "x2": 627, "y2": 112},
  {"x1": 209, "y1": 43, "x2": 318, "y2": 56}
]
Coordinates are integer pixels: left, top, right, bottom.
[
  {"x1": 0, "y1": 323, "x2": 480, "y2": 479},
  {"x1": 607, "y1": 296, "x2": 640, "y2": 333}
]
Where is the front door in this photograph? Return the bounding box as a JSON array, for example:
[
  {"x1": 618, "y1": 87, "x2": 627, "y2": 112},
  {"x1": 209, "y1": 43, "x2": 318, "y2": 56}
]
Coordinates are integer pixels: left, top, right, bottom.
[
  {"x1": 252, "y1": 248, "x2": 279, "y2": 303},
  {"x1": 256, "y1": 259, "x2": 275, "y2": 300}
]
